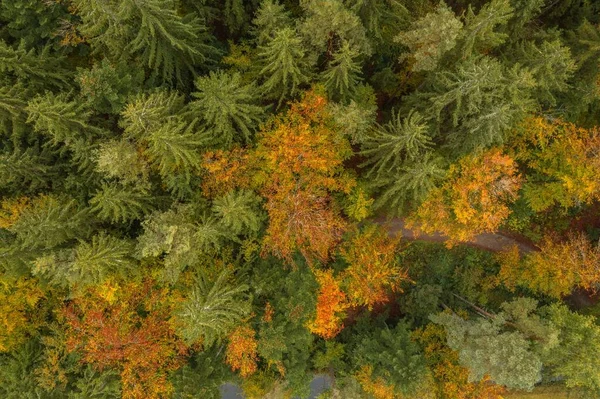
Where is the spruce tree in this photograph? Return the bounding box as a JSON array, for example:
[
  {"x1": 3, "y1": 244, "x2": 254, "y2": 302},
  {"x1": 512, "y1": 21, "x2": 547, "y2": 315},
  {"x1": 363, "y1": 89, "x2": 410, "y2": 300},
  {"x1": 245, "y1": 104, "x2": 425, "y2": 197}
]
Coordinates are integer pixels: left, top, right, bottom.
[
  {"x1": 361, "y1": 110, "x2": 432, "y2": 177},
  {"x1": 0, "y1": 40, "x2": 71, "y2": 89},
  {"x1": 299, "y1": 0, "x2": 372, "y2": 57},
  {"x1": 459, "y1": 0, "x2": 513, "y2": 58},
  {"x1": 251, "y1": 0, "x2": 291, "y2": 45},
  {"x1": 175, "y1": 268, "x2": 251, "y2": 347},
  {"x1": 8, "y1": 195, "x2": 91, "y2": 251},
  {"x1": 72, "y1": 0, "x2": 218, "y2": 83},
  {"x1": 320, "y1": 41, "x2": 363, "y2": 103},
  {"x1": 212, "y1": 189, "x2": 264, "y2": 236},
  {"x1": 395, "y1": 2, "x2": 463, "y2": 72},
  {"x1": 190, "y1": 71, "x2": 265, "y2": 146},
  {"x1": 89, "y1": 183, "x2": 153, "y2": 224},
  {"x1": 258, "y1": 27, "x2": 312, "y2": 106}
]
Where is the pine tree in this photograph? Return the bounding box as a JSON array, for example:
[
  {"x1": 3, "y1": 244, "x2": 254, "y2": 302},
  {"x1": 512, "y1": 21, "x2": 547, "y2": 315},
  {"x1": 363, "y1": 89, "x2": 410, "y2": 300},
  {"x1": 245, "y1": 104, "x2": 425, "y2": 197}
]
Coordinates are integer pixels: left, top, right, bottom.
[
  {"x1": 89, "y1": 183, "x2": 153, "y2": 224},
  {"x1": 395, "y1": 2, "x2": 463, "y2": 72},
  {"x1": 212, "y1": 189, "x2": 264, "y2": 236},
  {"x1": 175, "y1": 268, "x2": 251, "y2": 347},
  {"x1": 258, "y1": 27, "x2": 312, "y2": 107},
  {"x1": 320, "y1": 41, "x2": 363, "y2": 103},
  {"x1": 190, "y1": 71, "x2": 265, "y2": 146},
  {"x1": 361, "y1": 110, "x2": 432, "y2": 177}
]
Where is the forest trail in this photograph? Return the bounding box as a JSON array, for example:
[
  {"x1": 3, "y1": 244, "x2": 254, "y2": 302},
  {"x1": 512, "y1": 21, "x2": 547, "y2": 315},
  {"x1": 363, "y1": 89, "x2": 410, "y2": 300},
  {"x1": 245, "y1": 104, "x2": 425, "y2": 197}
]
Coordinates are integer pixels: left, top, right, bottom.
[{"x1": 376, "y1": 217, "x2": 540, "y2": 254}]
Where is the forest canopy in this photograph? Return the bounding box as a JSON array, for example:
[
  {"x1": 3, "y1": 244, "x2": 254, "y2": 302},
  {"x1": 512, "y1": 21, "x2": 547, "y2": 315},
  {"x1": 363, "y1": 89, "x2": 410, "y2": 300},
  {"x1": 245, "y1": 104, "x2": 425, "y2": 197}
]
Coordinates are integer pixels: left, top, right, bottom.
[{"x1": 2, "y1": 0, "x2": 600, "y2": 398}]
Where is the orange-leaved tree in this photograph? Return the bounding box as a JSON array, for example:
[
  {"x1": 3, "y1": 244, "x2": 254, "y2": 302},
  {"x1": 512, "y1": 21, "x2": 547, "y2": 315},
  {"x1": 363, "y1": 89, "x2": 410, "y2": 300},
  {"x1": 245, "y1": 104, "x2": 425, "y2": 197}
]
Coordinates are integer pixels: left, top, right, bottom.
[
  {"x1": 496, "y1": 233, "x2": 600, "y2": 298},
  {"x1": 62, "y1": 279, "x2": 188, "y2": 399},
  {"x1": 254, "y1": 90, "x2": 355, "y2": 263},
  {"x1": 225, "y1": 324, "x2": 259, "y2": 378},
  {"x1": 307, "y1": 269, "x2": 349, "y2": 339},
  {"x1": 408, "y1": 148, "x2": 522, "y2": 246},
  {"x1": 341, "y1": 225, "x2": 409, "y2": 309}
]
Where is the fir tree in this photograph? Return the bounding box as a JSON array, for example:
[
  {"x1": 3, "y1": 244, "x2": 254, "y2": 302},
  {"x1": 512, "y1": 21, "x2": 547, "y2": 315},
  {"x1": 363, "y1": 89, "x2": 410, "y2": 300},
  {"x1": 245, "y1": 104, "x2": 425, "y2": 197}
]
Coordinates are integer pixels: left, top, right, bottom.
[
  {"x1": 258, "y1": 27, "x2": 312, "y2": 106},
  {"x1": 190, "y1": 71, "x2": 265, "y2": 146},
  {"x1": 68, "y1": 366, "x2": 121, "y2": 399},
  {"x1": 175, "y1": 268, "x2": 251, "y2": 347},
  {"x1": 320, "y1": 41, "x2": 363, "y2": 103}
]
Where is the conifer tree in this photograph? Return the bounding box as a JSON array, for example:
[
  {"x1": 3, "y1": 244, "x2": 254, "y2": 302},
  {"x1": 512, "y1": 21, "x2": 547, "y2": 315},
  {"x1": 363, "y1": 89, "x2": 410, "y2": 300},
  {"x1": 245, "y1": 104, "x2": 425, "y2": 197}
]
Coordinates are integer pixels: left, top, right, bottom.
[
  {"x1": 419, "y1": 56, "x2": 535, "y2": 152},
  {"x1": 175, "y1": 268, "x2": 251, "y2": 347},
  {"x1": 374, "y1": 154, "x2": 446, "y2": 212},
  {"x1": 257, "y1": 27, "x2": 312, "y2": 106},
  {"x1": 320, "y1": 41, "x2": 363, "y2": 103},
  {"x1": 121, "y1": 91, "x2": 206, "y2": 177},
  {"x1": 72, "y1": 0, "x2": 218, "y2": 83},
  {"x1": 361, "y1": 110, "x2": 432, "y2": 177},
  {"x1": 459, "y1": 0, "x2": 513, "y2": 58},
  {"x1": 395, "y1": 2, "x2": 463, "y2": 72},
  {"x1": 212, "y1": 189, "x2": 264, "y2": 236},
  {"x1": 8, "y1": 195, "x2": 91, "y2": 251},
  {"x1": 353, "y1": 323, "x2": 428, "y2": 396},
  {"x1": 190, "y1": 71, "x2": 265, "y2": 146},
  {"x1": 0, "y1": 40, "x2": 71, "y2": 89},
  {"x1": 513, "y1": 39, "x2": 576, "y2": 105},
  {"x1": 299, "y1": 0, "x2": 372, "y2": 57},
  {"x1": 33, "y1": 233, "x2": 135, "y2": 288},
  {"x1": 26, "y1": 92, "x2": 104, "y2": 145},
  {"x1": 251, "y1": 0, "x2": 291, "y2": 45},
  {"x1": 89, "y1": 183, "x2": 153, "y2": 224}
]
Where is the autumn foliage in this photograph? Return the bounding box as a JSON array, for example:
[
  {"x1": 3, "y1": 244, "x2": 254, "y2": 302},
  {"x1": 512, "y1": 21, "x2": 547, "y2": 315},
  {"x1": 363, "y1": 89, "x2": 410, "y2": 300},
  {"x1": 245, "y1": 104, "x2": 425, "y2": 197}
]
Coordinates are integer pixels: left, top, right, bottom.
[
  {"x1": 62, "y1": 279, "x2": 188, "y2": 399},
  {"x1": 497, "y1": 233, "x2": 600, "y2": 298},
  {"x1": 341, "y1": 225, "x2": 409, "y2": 309},
  {"x1": 307, "y1": 269, "x2": 349, "y2": 339},
  {"x1": 225, "y1": 324, "x2": 259, "y2": 378},
  {"x1": 0, "y1": 276, "x2": 44, "y2": 352},
  {"x1": 511, "y1": 116, "x2": 600, "y2": 211},
  {"x1": 408, "y1": 148, "x2": 522, "y2": 245},
  {"x1": 414, "y1": 323, "x2": 505, "y2": 399},
  {"x1": 255, "y1": 90, "x2": 355, "y2": 263}
]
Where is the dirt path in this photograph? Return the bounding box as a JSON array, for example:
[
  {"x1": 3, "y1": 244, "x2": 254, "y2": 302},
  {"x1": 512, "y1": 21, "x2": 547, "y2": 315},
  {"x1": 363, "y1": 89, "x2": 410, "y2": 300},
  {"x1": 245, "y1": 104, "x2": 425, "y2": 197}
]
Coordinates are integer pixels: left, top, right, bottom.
[{"x1": 376, "y1": 217, "x2": 540, "y2": 254}]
